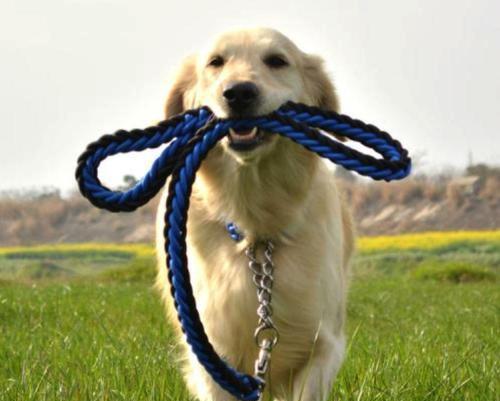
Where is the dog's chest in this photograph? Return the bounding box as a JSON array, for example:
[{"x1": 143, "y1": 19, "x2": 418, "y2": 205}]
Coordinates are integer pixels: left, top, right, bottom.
[{"x1": 186, "y1": 223, "x2": 336, "y2": 371}]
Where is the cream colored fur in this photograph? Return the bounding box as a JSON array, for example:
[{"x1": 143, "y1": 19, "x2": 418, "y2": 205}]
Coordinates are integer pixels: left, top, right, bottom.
[{"x1": 155, "y1": 27, "x2": 355, "y2": 401}]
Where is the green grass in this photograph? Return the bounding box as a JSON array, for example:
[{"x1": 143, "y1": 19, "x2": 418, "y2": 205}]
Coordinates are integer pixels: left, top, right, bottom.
[
  {"x1": 0, "y1": 283, "x2": 188, "y2": 401},
  {"x1": 336, "y1": 280, "x2": 498, "y2": 401},
  {"x1": 0, "y1": 233, "x2": 499, "y2": 400}
]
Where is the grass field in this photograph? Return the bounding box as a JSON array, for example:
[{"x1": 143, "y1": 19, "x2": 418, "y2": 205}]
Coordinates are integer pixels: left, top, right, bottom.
[{"x1": 0, "y1": 231, "x2": 499, "y2": 401}]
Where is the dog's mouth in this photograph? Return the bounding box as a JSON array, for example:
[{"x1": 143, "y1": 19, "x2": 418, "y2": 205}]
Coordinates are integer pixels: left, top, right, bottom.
[{"x1": 228, "y1": 127, "x2": 265, "y2": 151}]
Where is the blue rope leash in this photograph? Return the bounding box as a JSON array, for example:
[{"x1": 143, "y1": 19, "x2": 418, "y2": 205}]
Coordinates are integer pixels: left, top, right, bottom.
[{"x1": 76, "y1": 102, "x2": 411, "y2": 400}]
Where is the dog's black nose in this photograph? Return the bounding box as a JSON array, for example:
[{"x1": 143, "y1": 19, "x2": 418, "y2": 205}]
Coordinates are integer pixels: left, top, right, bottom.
[{"x1": 223, "y1": 82, "x2": 259, "y2": 113}]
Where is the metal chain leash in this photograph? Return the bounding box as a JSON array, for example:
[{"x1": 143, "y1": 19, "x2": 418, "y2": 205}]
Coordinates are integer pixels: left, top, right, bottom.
[{"x1": 245, "y1": 241, "x2": 279, "y2": 394}]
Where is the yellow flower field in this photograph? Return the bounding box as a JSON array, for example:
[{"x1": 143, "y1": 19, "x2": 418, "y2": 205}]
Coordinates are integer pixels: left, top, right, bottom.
[
  {"x1": 0, "y1": 230, "x2": 498, "y2": 257},
  {"x1": 0, "y1": 242, "x2": 154, "y2": 257},
  {"x1": 357, "y1": 230, "x2": 500, "y2": 253}
]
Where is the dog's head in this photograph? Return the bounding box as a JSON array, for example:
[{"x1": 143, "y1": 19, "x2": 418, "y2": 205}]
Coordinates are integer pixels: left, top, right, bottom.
[{"x1": 165, "y1": 27, "x2": 340, "y2": 164}]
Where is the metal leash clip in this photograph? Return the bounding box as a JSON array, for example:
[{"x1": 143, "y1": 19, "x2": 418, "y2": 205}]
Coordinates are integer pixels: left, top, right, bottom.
[{"x1": 246, "y1": 241, "x2": 279, "y2": 392}]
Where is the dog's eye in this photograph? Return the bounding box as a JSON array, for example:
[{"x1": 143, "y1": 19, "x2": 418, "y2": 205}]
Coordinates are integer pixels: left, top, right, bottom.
[
  {"x1": 208, "y1": 56, "x2": 225, "y2": 68},
  {"x1": 264, "y1": 54, "x2": 289, "y2": 68}
]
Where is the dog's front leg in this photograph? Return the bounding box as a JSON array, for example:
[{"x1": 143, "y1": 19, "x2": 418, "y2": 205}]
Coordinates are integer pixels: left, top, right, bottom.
[{"x1": 278, "y1": 333, "x2": 346, "y2": 401}]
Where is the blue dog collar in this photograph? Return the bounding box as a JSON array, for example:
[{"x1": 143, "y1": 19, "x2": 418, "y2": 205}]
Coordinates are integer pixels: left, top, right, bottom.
[{"x1": 226, "y1": 222, "x2": 244, "y2": 242}]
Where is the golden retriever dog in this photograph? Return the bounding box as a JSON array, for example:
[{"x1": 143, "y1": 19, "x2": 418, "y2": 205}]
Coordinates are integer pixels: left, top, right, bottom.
[{"x1": 155, "y1": 27, "x2": 354, "y2": 401}]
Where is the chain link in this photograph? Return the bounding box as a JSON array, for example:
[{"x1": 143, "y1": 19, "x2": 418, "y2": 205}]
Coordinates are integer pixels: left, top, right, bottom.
[{"x1": 245, "y1": 240, "x2": 279, "y2": 392}]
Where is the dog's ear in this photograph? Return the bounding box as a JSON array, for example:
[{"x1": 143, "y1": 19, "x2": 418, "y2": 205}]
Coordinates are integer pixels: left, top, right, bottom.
[
  {"x1": 164, "y1": 55, "x2": 198, "y2": 118},
  {"x1": 302, "y1": 54, "x2": 340, "y2": 112},
  {"x1": 302, "y1": 54, "x2": 345, "y2": 141}
]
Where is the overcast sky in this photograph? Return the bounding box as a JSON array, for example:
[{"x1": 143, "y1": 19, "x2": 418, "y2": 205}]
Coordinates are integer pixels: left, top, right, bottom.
[{"x1": 1, "y1": 0, "x2": 499, "y2": 192}]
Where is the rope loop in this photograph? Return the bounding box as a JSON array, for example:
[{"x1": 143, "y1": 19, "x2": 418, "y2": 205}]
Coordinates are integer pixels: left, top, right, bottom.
[{"x1": 75, "y1": 102, "x2": 411, "y2": 401}]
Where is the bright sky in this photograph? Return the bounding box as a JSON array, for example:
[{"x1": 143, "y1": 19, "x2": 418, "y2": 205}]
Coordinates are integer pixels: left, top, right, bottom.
[{"x1": 1, "y1": 0, "x2": 499, "y2": 192}]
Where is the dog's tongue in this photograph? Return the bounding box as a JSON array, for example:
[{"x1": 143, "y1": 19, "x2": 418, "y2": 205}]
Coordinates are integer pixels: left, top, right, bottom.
[{"x1": 229, "y1": 127, "x2": 258, "y2": 141}]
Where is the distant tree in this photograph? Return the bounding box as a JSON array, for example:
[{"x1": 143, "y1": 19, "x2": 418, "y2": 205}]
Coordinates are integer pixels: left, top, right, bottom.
[
  {"x1": 466, "y1": 164, "x2": 500, "y2": 179},
  {"x1": 120, "y1": 175, "x2": 138, "y2": 190},
  {"x1": 0, "y1": 187, "x2": 61, "y2": 200}
]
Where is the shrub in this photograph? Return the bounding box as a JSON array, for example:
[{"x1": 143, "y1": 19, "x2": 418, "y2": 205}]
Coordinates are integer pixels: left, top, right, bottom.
[
  {"x1": 480, "y1": 177, "x2": 500, "y2": 206},
  {"x1": 98, "y1": 255, "x2": 156, "y2": 283},
  {"x1": 411, "y1": 260, "x2": 496, "y2": 283},
  {"x1": 446, "y1": 183, "x2": 465, "y2": 207},
  {"x1": 16, "y1": 261, "x2": 75, "y2": 280}
]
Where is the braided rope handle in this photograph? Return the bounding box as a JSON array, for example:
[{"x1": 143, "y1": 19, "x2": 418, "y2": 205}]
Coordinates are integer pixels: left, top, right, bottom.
[
  {"x1": 76, "y1": 102, "x2": 410, "y2": 212},
  {"x1": 75, "y1": 103, "x2": 411, "y2": 401},
  {"x1": 75, "y1": 107, "x2": 213, "y2": 212}
]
